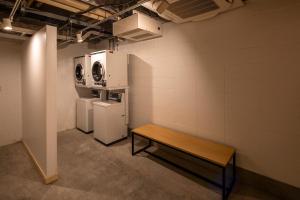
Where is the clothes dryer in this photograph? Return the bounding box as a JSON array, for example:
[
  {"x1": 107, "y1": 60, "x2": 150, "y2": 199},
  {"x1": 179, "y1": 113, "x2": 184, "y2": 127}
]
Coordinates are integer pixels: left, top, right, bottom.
[
  {"x1": 74, "y1": 55, "x2": 92, "y2": 88},
  {"x1": 90, "y1": 50, "x2": 128, "y2": 89}
]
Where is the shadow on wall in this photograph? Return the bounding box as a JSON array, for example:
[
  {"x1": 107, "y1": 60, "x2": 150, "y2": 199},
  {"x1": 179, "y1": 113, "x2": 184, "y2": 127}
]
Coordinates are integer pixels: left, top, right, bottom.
[{"x1": 128, "y1": 54, "x2": 153, "y2": 128}]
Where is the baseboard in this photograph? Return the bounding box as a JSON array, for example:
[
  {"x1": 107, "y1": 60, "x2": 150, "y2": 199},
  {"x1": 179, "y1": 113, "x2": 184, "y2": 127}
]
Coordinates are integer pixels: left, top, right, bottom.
[
  {"x1": 128, "y1": 127, "x2": 133, "y2": 136},
  {"x1": 237, "y1": 167, "x2": 300, "y2": 200},
  {"x1": 76, "y1": 128, "x2": 93, "y2": 134},
  {"x1": 44, "y1": 174, "x2": 59, "y2": 184},
  {"x1": 21, "y1": 141, "x2": 58, "y2": 184}
]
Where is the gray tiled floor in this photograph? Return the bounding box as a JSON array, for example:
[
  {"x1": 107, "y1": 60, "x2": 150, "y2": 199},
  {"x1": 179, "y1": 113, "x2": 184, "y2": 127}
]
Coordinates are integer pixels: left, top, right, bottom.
[{"x1": 0, "y1": 129, "x2": 280, "y2": 200}]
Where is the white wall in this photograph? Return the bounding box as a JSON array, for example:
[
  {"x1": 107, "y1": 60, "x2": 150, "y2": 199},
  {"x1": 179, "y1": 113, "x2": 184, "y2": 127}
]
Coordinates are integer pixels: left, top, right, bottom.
[
  {"x1": 112, "y1": 0, "x2": 300, "y2": 188},
  {"x1": 57, "y1": 43, "x2": 96, "y2": 132},
  {"x1": 45, "y1": 26, "x2": 58, "y2": 176},
  {"x1": 0, "y1": 40, "x2": 22, "y2": 147},
  {"x1": 56, "y1": 0, "x2": 300, "y2": 187},
  {"x1": 22, "y1": 25, "x2": 57, "y2": 178}
]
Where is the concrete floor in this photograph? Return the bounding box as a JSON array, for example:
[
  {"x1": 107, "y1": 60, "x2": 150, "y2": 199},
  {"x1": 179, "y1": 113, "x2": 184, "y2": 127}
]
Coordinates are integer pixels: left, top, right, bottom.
[{"x1": 0, "y1": 129, "x2": 280, "y2": 200}]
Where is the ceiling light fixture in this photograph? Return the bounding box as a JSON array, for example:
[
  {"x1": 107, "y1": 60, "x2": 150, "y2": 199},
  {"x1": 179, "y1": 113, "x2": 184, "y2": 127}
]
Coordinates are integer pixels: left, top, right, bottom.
[
  {"x1": 76, "y1": 32, "x2": 83, "y2": 43},
  {"x1": 2, "y1": 18, "x2": 12, "y2": 31}
]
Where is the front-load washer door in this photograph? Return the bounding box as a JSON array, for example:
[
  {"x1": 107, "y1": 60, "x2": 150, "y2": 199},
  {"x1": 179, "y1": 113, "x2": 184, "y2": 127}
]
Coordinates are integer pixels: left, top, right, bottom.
[
  {"x1": 75, "y1": 63, "x2": 84, "y2": 81},
  {"x1": 92, "y1": 61, "x2": 105, "y2": 83}
]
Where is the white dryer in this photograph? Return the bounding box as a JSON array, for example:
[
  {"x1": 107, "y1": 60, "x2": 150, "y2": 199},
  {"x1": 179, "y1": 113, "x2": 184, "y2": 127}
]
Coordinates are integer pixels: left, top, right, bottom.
[
  {"x1": 74, "y1": 55, "x2": 92, "y2": 88},
  {"x1": 90, "y1": 50, "x2": 128, "y2": 89},
  {"x1": 76, "y1": 98, "x2": 99, "y2": 133}
]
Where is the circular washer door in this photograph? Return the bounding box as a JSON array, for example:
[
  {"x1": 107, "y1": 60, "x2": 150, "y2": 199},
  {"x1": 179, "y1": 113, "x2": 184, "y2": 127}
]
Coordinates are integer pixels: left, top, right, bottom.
[
  {"x1": 92, "y1": 61, "x2": 104, "y2": 82},
  {"x1": 75, "y1": 64, "x2": 84, "y2": 81}
]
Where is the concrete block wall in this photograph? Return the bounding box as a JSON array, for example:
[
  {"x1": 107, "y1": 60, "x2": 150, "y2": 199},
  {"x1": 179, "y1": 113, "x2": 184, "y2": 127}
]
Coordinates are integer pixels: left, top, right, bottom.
[
  {"x1": 113, "y1": 0, "x2": 300, "y2": 188},
  {"x1": 0, "y1": 40, "x2": 22, "y2": 147}
]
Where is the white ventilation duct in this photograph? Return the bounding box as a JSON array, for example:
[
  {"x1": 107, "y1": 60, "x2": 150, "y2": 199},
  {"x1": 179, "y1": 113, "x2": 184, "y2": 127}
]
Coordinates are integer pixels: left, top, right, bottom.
[
  {"x1": 143, "y1": 0, "x2": 244, "y2": 23},
  {"x1": 113, "y1": 11, "x2": 162, "y2": 41}
]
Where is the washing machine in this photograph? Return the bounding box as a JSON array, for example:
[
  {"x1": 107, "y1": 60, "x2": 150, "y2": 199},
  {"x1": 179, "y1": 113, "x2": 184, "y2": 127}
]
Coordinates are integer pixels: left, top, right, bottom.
[
  {"x1": 93, "y1": 96, "x2": 127, "y2": 145},
  {"x1": 76, "y1": 98, "x2": 99, "y2": 133},
  {"x1": 74, "y1": 54, "x2": 92, "y2": 88},
  {"x1": 90, "y1": 50, "x2": 128, "y2": 89}
]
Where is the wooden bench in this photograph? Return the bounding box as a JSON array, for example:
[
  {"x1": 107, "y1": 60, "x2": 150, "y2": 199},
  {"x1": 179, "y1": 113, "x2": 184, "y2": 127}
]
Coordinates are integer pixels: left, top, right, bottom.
[{"x1": 131, "y1": 124, "x2": 236, "y2": 200}]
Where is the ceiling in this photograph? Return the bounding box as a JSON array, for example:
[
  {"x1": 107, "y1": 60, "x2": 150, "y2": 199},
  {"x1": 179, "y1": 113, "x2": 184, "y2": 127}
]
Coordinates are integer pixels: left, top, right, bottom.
[{"x1": 0, "y1": 0, "x2": 163, "y2": 46}]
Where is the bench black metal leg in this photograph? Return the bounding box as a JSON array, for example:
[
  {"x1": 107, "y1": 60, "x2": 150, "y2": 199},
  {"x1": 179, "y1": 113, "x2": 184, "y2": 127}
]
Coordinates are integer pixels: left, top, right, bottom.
[
  {"x1": 222, "y1": 167, "x2": 226, "y2": 200},
  {"x1": 132, "y1": 133, "x2": 152, "y2": 156},
  {"x1": 131, "y1": 133, "x2": 134, "y2": 156},
  {"x1": 233, "y1": 153, "x2": 236, "y2": 183},
  {"x1": 223, "y1": 153, "x2": 236, "y2": 200}
]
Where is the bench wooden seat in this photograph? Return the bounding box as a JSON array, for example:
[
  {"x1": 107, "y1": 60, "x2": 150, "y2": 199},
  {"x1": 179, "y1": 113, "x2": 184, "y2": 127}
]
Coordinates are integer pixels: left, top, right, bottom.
[
  {"x1": 131, "y1": 124, "x2": 236, "y2": 200},
  {"x1": 132, "y1": 124, "x2": 235, "y2": 167}
]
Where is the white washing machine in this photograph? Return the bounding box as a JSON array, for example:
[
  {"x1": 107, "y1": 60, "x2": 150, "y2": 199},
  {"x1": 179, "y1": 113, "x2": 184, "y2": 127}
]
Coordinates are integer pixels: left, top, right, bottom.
[
  {"x1": 93, "y1": 100, "x2": 127, "y2": 145},
  {"x1": 90, "y1": 50, "x2": 128, "y2": 89},
  {"x1": 74, "y1": 55, "x2": 92, "y2": 88},
  {"x1": 76, "y1": 98, "x2": 99, "y2": 133}
]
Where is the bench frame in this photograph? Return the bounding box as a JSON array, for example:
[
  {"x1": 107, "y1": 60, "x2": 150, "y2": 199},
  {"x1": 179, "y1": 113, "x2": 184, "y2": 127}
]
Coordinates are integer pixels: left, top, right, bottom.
[{"x1": 132, "y1": 132, "x2": 236, "y2": 200}]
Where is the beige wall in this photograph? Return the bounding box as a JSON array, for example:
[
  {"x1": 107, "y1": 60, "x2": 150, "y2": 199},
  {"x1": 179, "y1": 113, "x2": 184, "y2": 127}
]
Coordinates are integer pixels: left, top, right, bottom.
[
  {"x1": 22, "y1": 25, "x2": 57, "y2": 177},
  {"x1": 112, "y1": 0, "x2": 300, "y2": 188},
  {"x1": 56, "y1": 0, "x2": 300, "y2": 187},
  {"x1": 57, "y1": 43, "x2": 96, "y2": 132},
  {"x1": 0, "y1": 40, "x2": 22, "y2": 147},
  {"x1": 45, "y1": 26, "x2": 58, "y2": 176}
]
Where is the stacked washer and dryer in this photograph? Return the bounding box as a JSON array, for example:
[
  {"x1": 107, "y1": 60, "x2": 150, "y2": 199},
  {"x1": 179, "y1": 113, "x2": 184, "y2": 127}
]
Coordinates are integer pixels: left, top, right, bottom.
[
  {"x1": 74, "y1": 54, "x2": 97, "y2": 133},
  {"x1": 74, "y1": 50, "x2": 129, "y2": 145}
]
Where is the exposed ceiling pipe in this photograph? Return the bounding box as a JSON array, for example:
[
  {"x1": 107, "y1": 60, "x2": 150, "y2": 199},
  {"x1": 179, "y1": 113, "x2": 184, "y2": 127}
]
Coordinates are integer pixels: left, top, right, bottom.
[
  {"x1": 0, "y1": 1, "x2": 106, "y2": 29},
  {"x1": 57, "y1": 34, "x2": 76, "y2": 40},
  {"x1": 82, "y1": 30, "x2": 104, "y2": 40},
  {"x1": 78, "y1": 1, "x2": 116, "y2": 15},
  {"x1": 0, "y1": 21, "x2": 34, "y2": 34},
  {"x1": 58, "y1": 39, "x2": 74, "y2": 48},
  {"x1": 9, "y1": 0, "x2": 23, "y2": 21},
  {"x1": 35, "y1": 0, "x2": 101, "y2": 20},
  {"x1": 20, "y1": 7, "x2": 102, "y2": 29},
  {"x1": 78, "y1": 0, "x2": 140, "y2": 15},
  {"x1": 88, "y1": 34, "x2": 109, "y2": 41},
  {"x1": 76, "y1": 30, "x2": 109, "y2": 42},
  {"x1": 0, "y1": 32, "x2": 29, "y2": 40},
  {"x1": 0, "y1": 21, "x2": 74, "y2": 41},
  {"x1": 24, "y1": 8, "x2": 88, "y2": 26},
  {"x1": 26, "y1": 0, "x2": 35, "y2": 7},
  {"x1": 1, "y1": 0, "x2": 23, "y2": 30},
  {"x1": 52, "y1": 0, "x2": 110, "y2": 17},
  {"x1": 34, "y1": 0, "x2": 110, "y2": 20},
  {"x1": 80, "y1": 0, "x2": 151, "y2": 32},
  {"x1": 72, "y1": 3, "x2": 108, "y2": 17}
]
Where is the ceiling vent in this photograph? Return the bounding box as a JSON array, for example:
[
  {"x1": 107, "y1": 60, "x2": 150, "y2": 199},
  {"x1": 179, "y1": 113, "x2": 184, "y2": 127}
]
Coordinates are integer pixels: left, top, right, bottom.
[
  {"x1": 113, "y1": 11, "x2": 162, "y2": 42},
  {"x1": 143, "y1": 0, "x2": 244, "y2": 23}
]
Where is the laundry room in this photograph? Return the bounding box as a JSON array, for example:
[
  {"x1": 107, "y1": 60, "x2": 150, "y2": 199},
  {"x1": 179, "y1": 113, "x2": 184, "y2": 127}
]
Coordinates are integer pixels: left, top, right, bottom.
[{"x1": 0, "y1": 0, "x2": 300, "y2": 200}]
